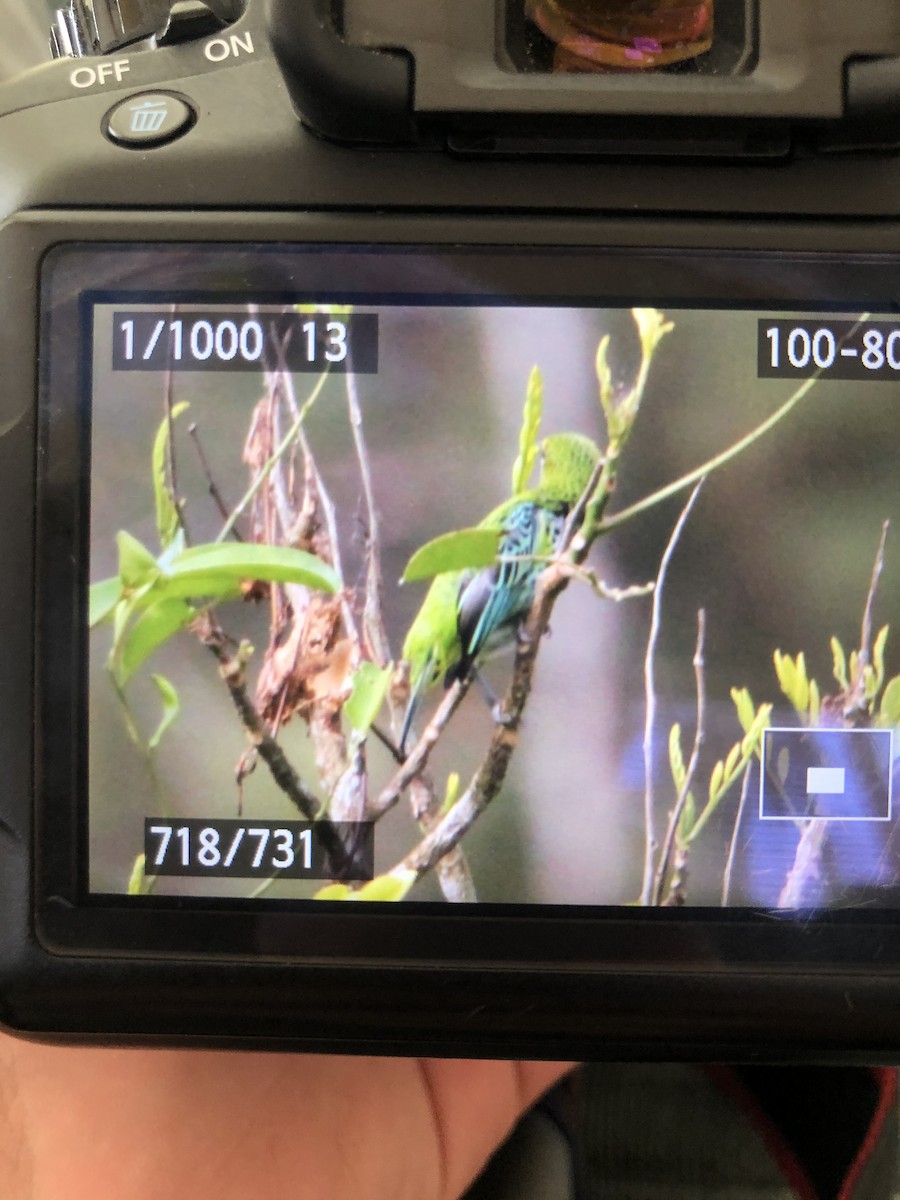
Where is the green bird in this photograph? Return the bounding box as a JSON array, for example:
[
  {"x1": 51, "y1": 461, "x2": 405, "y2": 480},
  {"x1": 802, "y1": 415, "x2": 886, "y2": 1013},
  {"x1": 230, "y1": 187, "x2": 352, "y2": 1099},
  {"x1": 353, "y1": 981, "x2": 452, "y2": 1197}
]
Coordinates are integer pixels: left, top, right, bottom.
[{"x1": 400, "y1": 432, "x2": 601, "y2": 750}]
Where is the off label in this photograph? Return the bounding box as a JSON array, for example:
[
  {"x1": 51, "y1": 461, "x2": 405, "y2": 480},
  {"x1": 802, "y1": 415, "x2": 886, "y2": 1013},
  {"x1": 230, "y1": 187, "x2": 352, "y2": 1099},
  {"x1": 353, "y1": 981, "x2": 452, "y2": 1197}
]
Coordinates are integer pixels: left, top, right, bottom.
[{"x1": 70, "y1": 58, "x2": 130, "y2": 89}]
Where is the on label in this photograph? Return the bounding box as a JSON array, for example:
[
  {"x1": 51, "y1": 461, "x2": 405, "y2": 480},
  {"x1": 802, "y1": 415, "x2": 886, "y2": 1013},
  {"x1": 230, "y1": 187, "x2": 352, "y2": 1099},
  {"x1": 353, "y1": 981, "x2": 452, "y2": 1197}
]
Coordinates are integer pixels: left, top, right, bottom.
[{"x1": 204, "y1": 31, "x2": 254, "y2": 62}]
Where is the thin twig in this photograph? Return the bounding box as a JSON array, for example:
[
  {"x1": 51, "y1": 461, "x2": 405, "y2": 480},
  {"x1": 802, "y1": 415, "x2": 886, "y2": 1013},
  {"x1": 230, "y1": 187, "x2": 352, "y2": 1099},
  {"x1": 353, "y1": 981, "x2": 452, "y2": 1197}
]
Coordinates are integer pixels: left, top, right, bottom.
[
  {"x1": 345, "y1": 369, "x2": 391, "y2": 668},
  {"x1": 652, "y1": 605, "x2": 708, "y2": 906},
  {"x1": 559, "y1": 454, "x2": 607, "y2": 549},
  {"x1": 398, "y1": 557, "x2": 576, "y2": 878},
  {"x1": 188, "y1": 422, "x2": 244, "y2": 538},
  {"x1": 661, "y1": 611, "x2": 707, "y2": 906},
  {"x1": 722, "y1": 764, "x2": 753, "y2": 906},
  {"x1": 370, "y1": 722, "x2": 405, "y2": 765},
  {"x1": 845, "y1": 520, "x2": 890, "y2": 719},
  {"x1": 111, "y1": 673, "x2": 170, "y2": 819},
  {"x1": 163, "y1": 303, "x2": 186, "y2": 542},
  {"x1": 599, "y1": 316, "x2": 871, "y2": 537},
  {"x1": 640, "y1": 482, "x2": 704, "y2": 906},
  {"x1": 859, "y1": 520, "x2": 890, "y2": 658},
  {"x1": 195, "y1": 612, "x2": 360, "y2": 879},
  {"x1": 200, "y1": 624, "x2": 319, "y2": 820},
  {"x1": 367, "y1": 678, "x2": 469, "y2": 819},
  {"x1": 347, "y1": 347, "x2": 472, "y2": 893},
  {"x1": 501, "y1": 554, "x2": 653, "y2": 604},
  {"x1": 266, "y1": 358, "x2": 299, "y2": 541},
  {"x1": 217, "y1": 367, "x2": 332, "y2": 545},
  {"x1": 275, "y1": 355, "x2": 361, "y2": 646}
]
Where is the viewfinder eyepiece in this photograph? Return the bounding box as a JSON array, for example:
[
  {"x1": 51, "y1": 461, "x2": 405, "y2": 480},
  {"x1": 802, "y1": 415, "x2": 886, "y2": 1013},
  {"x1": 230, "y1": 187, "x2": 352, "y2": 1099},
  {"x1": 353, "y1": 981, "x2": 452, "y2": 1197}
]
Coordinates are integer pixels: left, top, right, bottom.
[
  {"x1": 508, "y1": 0, "x2": 754, "y2": 78},
  {"x1": 525, "y1": 0, "x2": 714, "y2": 72}
]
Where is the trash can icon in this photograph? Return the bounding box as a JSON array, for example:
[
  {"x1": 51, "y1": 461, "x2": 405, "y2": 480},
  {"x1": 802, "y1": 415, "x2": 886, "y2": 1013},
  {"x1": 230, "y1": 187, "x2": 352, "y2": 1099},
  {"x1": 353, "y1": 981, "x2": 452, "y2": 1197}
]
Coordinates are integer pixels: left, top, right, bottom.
[{"x1": 128, "y1": 100, "x2": 169, "y2": 135}]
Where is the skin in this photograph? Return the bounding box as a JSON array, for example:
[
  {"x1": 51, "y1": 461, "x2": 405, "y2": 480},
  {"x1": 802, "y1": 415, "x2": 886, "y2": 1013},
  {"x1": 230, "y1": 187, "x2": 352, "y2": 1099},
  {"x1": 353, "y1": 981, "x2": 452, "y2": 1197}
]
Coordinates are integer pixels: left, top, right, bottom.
[
  {"x1": 0, "y1": 443, "x2": 587, "y2": 1198},
  {"x1": 0, "y1": 1036, "x2": 571, "y2": 1200}
]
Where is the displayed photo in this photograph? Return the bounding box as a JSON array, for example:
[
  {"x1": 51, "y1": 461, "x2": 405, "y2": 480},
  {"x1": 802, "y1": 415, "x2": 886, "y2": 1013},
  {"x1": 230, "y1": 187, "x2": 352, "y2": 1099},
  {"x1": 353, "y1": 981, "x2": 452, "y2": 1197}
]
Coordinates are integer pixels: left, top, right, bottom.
[{"x1": 87, "y1": 295, "x2": 900, "y2": 909}]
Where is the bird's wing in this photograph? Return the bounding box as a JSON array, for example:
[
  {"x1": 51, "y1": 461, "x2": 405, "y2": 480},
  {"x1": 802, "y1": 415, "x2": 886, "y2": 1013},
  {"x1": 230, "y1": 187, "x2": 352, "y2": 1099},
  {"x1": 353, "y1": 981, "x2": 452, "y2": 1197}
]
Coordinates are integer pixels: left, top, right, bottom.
[{"x1": 456, "y1": 502, "x2": 544, "y2": 670}]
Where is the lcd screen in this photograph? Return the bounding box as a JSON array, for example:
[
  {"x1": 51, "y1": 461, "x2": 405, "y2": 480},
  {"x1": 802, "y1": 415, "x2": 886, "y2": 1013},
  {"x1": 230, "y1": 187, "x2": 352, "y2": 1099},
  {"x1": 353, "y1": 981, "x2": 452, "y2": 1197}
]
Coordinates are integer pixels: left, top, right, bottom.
[{"x1": 46, "y1": 245, "x2": 898, "y2": 912}]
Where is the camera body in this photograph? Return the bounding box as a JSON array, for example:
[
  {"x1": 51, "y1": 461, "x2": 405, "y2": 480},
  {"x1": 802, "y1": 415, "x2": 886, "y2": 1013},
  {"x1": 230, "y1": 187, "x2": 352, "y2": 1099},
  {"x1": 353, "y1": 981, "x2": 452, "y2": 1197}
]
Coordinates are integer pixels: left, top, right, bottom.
[{"x1": 2, "y1": 0, "x2": 900, "y2": 1058}]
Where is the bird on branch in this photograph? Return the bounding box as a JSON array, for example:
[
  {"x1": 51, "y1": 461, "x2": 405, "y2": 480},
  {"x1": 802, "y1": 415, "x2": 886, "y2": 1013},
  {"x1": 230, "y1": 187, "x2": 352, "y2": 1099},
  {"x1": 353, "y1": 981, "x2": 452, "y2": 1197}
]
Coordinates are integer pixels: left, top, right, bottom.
[{"x1": 400, "y1": 431, "x2": 601, "y2": 752}]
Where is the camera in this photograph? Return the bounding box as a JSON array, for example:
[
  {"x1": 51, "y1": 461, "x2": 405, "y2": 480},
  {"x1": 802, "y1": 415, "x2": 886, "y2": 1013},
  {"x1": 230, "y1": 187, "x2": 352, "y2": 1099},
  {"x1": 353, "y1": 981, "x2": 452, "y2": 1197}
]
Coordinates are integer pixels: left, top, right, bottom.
[{"x1": 1, "y1": 0, "x2": 900, "y2": 1059}]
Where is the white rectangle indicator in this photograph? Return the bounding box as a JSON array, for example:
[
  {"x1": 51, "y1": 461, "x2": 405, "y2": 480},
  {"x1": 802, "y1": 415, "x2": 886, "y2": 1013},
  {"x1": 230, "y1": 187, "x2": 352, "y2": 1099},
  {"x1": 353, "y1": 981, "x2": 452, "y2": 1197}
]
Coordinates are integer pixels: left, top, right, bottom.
[{"x1": 807, "y1": 766, "x2": 846, "y2": 795}]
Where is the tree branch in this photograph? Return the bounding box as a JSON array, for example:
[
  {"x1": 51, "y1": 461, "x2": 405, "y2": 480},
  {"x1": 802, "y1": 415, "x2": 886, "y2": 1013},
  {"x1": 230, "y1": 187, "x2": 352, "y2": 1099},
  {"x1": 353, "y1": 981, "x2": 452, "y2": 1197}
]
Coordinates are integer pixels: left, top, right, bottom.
[
  {"x1": 188, "y1": 421, "x2": 243, "y2": 538},
  {"x1": 657, "y1": 608, "x2": 707, "y2": 907},
  {"x1": 391, "y1": 381, "x2": 644, "y2": 880},
  {"x1": 367, "y1": 678, "x2": 469, "y2": 820},
  {"x1": 640, "y1": 482, "x2": 704, "y2": 905},
  {"x1": 777, "y1": 819, "x2": 827, "y2": 909},
  {"x1": 845, "y1": 519, "x2": 890, "y2": 719},
  {"x1": 345, "y1": 369, "x2": 392, "y2": 668},
  {"x1": 217, "y1": 363, "x2": 331, "y2": 545},
  {"x1": 194, "y1": 611, "x2": 361, "y2": 879},
  {"x1": 598, "y1": 320, "x2": 871, "y2": 537},
  {"x1": 722, "y1": 764, "x2": 753, "y2": 906}
]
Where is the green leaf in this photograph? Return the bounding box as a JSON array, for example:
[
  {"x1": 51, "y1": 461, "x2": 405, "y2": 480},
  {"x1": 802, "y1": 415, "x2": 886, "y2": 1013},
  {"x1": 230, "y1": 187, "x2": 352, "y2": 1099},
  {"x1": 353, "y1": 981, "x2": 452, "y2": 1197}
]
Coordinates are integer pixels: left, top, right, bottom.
[
  {"x1": 677, "y1": 791, "x2": 696, "y2": 841},
  {"x1": 709, "y1": 760, "x2": 725, "y2": 805},
  {"x1": 731, "y1": 686, "x2": 756, "y2": 735},
  {"x1": 117, "y1": 531, "x2": 159, "y2": 590},
  {"x1": 668, "y1": 723, "x2": 686, "y2": 794},
  {"x1": 402, "y1": 527, "x2": 501, "y2": 584},
  {"x1": 808, "y1": 678, "x2": 821, "y2": 724},
  {"x1": 442, "y1": 772, "x2": 461, "y2": 815},
  {"x1": 148, "y1": 674, "x2": 181, "y2": 750},
  {"x1": 294, "y1": 303, "x2": 353, "y2": 317},
  {"x1": 353, "y1": 869, "x2": 417, "y2": 902},
  {"x1": 831, "y1": 636, "x2": 849, "y2": 691},
  {"x1": 115, "y1": 597, "x2": 194, "y2": 685},
  {"x1": 873, "y1": 625, "x2": 889, "y2": 692},
  {"x1": 89, "y1": 576, "x2": 122, "y2": 627},
  {"x1": 314, "y1": 882, "x2": 352, "y2": 900},
  {"x1": 511, "y1": 366, "x2": 543, "y2": 494},
  {"x1": 113, "y1": 595, "x2": 133, "y2": 647},
  {"x1": 724, "y1": 742, "x2": 741, "y2": 779},
  {"x1": 152, "y1": 402, "x2": 189, "y2": 550},
  {"x1": 167, "y1": 542, "x2": 339, "y2": 594},
  {"x1": 774, "y1": 650, "x2": 810, "y2": 715},
  {"x1": 795, "y1": 653, "x2": 810, "y2": 713},
  {"x1": 595, "y1": 335, "x2": 616, "y2": 432},
  {"x1": 149, "y1": 573, "x2": 245, "y2": 605},
  {"x1": 127, "y1": 853, "x2": 154, "y2": 896},
  {"x1": 880, "y1": 676, "x2": 900, "y2": 727},
  {"x1": 313, "y1": 868, "x2": 418, "y2": 903},
  {"x1": 345, "y1": 661, "x2": 393, "y2": 735},
  {"x1": 741, "y1": 703, "x2": 772, "y2": 757},
  {"x1": 157, "y1": 525, "x2": 186, "y2": 572},
  {"x1": 633, "y1": 307, "x2": 676, "y2": 361}
]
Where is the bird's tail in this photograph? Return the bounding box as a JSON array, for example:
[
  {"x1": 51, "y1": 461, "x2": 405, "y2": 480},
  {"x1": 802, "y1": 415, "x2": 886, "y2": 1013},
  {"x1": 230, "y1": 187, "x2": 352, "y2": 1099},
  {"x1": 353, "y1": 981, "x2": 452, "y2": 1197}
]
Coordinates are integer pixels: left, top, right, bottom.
[{"x1": 399, "y1": 652, "x2": 434, "y2": 757}]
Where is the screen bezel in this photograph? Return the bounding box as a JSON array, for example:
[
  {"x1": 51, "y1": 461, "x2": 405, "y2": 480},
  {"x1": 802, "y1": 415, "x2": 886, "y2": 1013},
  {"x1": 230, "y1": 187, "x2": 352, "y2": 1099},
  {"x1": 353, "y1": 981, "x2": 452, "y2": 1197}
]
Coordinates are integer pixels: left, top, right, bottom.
[{"x1": 33, "y1": 215, "x2": 900, "y2": 977}]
